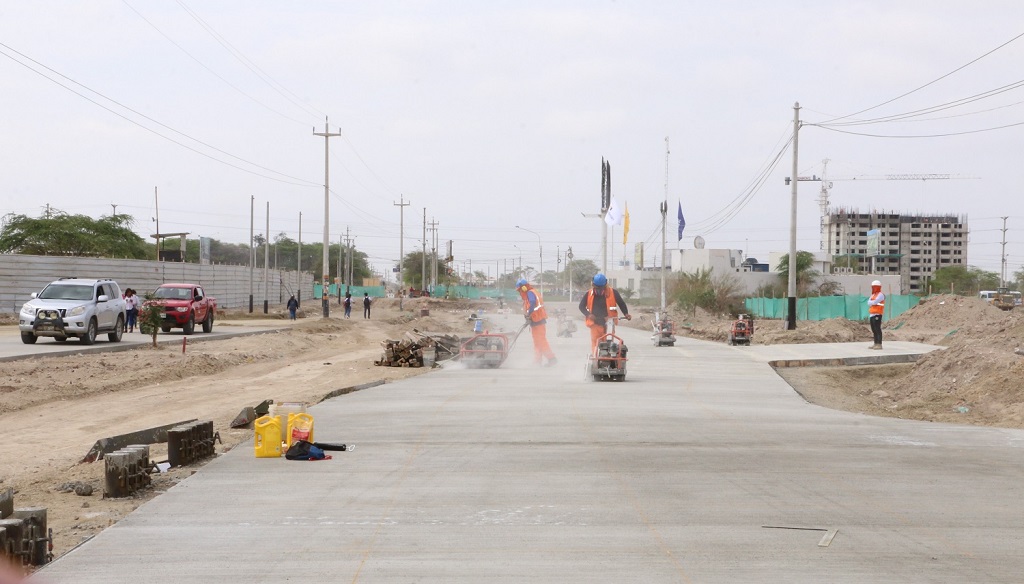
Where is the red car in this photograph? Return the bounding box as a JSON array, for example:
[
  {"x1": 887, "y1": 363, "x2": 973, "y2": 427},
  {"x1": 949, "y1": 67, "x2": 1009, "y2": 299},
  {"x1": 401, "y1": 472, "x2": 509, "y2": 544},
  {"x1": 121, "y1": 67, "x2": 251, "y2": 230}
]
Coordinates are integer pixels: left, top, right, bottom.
[{"x1": 145, "y1": 284, "x2": 216, "y2": 334}]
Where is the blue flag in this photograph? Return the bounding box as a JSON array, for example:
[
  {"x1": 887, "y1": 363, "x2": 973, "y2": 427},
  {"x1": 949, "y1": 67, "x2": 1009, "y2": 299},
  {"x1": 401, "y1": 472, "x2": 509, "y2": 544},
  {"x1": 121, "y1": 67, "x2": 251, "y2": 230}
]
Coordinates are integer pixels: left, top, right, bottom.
[{"x1": 677, "y1": 201, "x2": 685, "y2": 241}]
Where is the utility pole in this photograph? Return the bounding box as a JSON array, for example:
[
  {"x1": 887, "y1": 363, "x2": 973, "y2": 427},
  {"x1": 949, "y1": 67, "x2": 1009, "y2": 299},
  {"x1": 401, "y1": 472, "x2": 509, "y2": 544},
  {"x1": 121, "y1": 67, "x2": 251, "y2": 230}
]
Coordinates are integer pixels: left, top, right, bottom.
[
  {"x1": 786, "y1": 102, "x2": 801, "y2": 330},
  {"x1": 249, "y1": 195, "x2": 254, "y2": 313},
  {"x1": 110, "y1": 203, "x2": 118, "y2": 216},
  {"x1": 314, "y1": 119, "x2": 341, "y2": 318},
  {"x1": 1001, "y1": 216, "x2": 1009, "y2": 287},
  {"x1": 154, "y1": 187, "x2": 161, "y2": 262},
  {"x1": 661, "y1": 136, "x2": 669, "y2": 314},
  {"x1": 297, "y1": 212, "x2": 302, "y2": 304},
  {"x1": 264, "y1": 202, "x2": 270, "y2": 314},
  {"x1": 429, "y1": 218, "x2": 439, "y2": 291},
  {"x1": 394, "y1": 196, "x2": 410, "y2": 304},
  {"x1": 422, "y1": 208, "x2": 427, "y2": 292},
  {"x1": 337, "y1": 233, "x2": 344, "y2": 301},
  {"x1": 567, "y1": 247, "x2": 575, "y2": 301}
]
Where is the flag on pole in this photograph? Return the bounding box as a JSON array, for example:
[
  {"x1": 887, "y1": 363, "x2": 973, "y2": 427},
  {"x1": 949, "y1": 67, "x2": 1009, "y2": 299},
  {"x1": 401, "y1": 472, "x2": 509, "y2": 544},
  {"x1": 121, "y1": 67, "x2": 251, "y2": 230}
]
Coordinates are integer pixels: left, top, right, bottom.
[
  {"x1": 605, "y1": 198, "x2": 623, "y2": 226},
  {"x1": 622, "y1": 203, "x2": 630, "y2": 244},
  {"x1": 677, "y1": 201, "x2": 685, "y2": 241}
]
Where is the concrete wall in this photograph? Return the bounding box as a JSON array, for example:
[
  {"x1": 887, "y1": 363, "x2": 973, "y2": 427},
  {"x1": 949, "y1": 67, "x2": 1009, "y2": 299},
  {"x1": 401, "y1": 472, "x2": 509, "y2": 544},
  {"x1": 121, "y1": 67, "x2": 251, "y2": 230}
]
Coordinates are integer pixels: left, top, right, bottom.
[{"x1": 0, "y1": 254, "x2": 314, "y2": 314}]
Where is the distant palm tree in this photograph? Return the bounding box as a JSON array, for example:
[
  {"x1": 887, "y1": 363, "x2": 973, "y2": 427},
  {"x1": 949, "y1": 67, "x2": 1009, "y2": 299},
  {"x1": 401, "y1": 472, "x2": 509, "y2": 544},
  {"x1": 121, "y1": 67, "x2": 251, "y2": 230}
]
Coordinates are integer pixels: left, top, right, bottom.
[{"x1": 776, "y1": 251, "x2": 819, "y2": 295}]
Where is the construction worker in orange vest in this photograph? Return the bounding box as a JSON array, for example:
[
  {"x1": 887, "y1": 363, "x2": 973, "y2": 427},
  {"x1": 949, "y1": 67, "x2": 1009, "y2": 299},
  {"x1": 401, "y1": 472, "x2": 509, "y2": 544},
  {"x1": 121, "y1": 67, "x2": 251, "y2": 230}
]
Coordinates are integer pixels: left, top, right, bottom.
[
  {"x1": 578, "y1": 273, "x2": 631, "y2": 354},
  {"x1": 867, "y1": 279, "x2": 885, "y2": 349},
  {"x1": 517, "y1": 278, "x2": 557, "y2": 366}
]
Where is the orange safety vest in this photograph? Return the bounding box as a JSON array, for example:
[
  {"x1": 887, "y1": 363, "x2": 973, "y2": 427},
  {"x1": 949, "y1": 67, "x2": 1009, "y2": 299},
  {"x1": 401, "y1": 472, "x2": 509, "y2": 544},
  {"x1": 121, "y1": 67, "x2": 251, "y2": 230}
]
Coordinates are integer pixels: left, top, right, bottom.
[
  {"x1": 521, "y1": 286, "x2": 548, "y2": 323},
  {"x1": 869, "y1": 292, "x2": 885, "y2": 316},
  {"x1": 586, "y1": 288, "x2": 619, "y2": 325}
]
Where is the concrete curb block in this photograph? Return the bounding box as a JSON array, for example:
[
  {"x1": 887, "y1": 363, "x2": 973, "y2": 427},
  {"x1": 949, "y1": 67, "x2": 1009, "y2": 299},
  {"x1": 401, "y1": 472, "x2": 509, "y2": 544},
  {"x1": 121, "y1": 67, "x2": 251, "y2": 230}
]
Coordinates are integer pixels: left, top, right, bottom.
[
  {"x1": 318, "y1": 380, "x2": 387, "y2": 403},
  {"x1": 769, "y1": 353, "x2": 923, "y2": 368}
]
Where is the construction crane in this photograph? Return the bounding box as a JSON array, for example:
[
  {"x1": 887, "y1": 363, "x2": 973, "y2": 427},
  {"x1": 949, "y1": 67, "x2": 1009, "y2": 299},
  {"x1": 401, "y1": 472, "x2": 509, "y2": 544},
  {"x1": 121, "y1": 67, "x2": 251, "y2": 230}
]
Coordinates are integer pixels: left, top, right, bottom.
[{"x1": 788, "y1": 158, "x2": 979, "y2": 247}]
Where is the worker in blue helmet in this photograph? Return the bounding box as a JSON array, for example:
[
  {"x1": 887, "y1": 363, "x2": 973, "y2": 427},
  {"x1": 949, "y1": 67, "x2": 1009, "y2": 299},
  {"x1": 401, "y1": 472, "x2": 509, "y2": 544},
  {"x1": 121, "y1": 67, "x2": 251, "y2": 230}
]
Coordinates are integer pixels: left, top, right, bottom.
[
  {"x1": 579, "y1": 273, "x2": 631, "y2": 354},
  {"x1": 516, "y1": 277, "x2": 556, "y2": 366}
]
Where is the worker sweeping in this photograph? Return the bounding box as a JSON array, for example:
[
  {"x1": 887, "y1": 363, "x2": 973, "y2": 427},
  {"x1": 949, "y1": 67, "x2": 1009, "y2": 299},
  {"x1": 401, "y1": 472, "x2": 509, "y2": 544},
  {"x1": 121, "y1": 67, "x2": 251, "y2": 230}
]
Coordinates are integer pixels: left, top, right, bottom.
[
  {"x1": 517, "y1": 278, "x2": 557, "y2": 366},
  {"x1": 867, "y1": 279, "x2": 885, "y2": 350},
  {"x1": 579, "y1": 273, "x2": 631, "y2": 354}
]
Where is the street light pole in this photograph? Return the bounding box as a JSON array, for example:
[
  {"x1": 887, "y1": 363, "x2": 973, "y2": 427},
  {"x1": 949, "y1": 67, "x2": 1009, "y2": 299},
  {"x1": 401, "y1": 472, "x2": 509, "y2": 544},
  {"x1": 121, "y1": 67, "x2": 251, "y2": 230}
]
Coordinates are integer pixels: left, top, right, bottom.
[{"x1": 515, "y1": 226, "x2": 543, "y2": 296}]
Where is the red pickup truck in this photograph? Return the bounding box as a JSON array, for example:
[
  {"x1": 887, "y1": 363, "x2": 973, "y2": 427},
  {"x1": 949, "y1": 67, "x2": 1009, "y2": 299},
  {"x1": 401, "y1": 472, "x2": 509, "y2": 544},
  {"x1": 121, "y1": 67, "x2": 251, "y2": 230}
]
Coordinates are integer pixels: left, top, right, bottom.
[{"x1": 146, "y1": 283, "x2": 216, "y2": 334}]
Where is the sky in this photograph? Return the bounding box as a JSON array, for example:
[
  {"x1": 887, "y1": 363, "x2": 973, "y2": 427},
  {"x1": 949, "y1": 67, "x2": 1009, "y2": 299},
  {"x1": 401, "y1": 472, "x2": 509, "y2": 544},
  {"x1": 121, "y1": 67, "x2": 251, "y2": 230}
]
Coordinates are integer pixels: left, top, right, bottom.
[{"x1": 2, "y1": 1, "x2": 1024, "y2": 282}]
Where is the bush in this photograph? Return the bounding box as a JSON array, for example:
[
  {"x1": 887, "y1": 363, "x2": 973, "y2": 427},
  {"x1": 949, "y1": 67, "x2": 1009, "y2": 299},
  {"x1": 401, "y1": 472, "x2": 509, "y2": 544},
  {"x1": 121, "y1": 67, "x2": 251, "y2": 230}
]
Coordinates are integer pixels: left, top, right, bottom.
[{"x1": 671, "y1": 268, "x2": 744, "y2": 315}]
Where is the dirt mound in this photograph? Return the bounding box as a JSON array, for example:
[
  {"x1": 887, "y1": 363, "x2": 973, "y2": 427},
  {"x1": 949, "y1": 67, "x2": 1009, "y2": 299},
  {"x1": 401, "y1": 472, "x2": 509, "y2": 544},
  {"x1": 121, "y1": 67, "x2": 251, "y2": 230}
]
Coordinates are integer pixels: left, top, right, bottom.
[
  {"x1": 887, "y1": 294, "x2": 1017, "y2": 344},
  {"x1": 757, "y1": 318, "x2": 868, "y2": 344}
]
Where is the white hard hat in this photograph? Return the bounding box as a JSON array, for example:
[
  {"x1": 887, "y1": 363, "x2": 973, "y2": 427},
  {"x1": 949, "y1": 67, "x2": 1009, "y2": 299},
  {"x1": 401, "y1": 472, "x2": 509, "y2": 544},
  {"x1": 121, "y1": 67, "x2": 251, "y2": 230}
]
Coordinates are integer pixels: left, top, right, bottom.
[{"x1": 871, "y1": 280, "x2": 881, "y2": 287}]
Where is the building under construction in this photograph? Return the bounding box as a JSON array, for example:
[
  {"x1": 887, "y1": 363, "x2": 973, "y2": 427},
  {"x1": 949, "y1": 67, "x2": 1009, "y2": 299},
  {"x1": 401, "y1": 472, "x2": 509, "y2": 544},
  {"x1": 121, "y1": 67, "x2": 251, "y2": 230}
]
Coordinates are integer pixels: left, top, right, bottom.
[{"x1": 823, "y1": 208, "x2": 968, "y2": 294}]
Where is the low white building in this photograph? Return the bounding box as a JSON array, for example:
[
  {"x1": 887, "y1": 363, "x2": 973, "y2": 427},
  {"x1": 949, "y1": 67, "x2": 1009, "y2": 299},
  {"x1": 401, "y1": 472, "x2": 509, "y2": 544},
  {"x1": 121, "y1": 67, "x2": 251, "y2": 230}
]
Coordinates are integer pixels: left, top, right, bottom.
[{"x1": 604, "y1": 247, "x2": 901, "y2": 300}]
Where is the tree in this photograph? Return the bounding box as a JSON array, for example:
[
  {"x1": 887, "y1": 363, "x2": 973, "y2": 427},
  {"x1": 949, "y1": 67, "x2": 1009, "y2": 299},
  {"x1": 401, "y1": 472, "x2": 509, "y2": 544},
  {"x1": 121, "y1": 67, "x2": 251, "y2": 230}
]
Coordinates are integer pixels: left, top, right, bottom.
[
  {"x1": 0, "y1": 210, "x2": 149, "y2": 258},
  {"x1": 929, "y1": 266, "x2": 999, "y2": 295},
  {"x1": 775, "y1": 251, "x2": 819, "y2": 296},
  {"x1": 1013, "y1": 266, "x2": 1024, "y2": 291},
  {"x1": 566, "y1": 258, "x2": 600, "y2": 291},
  {"x1": 399, "y1": 251, "x2": 429, "y2": 288}
]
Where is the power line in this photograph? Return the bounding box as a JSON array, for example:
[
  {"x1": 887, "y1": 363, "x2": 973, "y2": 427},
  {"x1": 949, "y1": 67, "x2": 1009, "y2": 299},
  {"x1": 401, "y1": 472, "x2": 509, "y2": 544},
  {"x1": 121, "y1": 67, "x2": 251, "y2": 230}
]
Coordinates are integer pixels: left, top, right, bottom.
[
  {"x1": 121, "y1": 0, "x2": 312, "y2": 126},
  {"x1": 0, "y1": 41, "x2": 321, "y2": 187},
  {"x1": 172, "y1": 0, "x2": 326, "y2": 121},
  {"x1": 821, "y1": 30, "x2": 1024, "y2": 124},
  {"x1": 819, "y1": 77, "x2": 1024, "y2": 127},
  {"x1": 811, "y1": 119, "x2": 1024, "y2": 138}
]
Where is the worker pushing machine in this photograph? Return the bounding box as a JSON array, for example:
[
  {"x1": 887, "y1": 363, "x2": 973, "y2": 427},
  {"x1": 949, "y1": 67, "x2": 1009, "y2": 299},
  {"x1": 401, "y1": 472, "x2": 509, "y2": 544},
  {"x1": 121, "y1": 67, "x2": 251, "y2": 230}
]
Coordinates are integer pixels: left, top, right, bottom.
[
  {"x1": 517, "y1": 278, "x2": 557, "y2": 366},
  {"x1": 579, "y1": 273, "x2": 631, "y2": 354}
]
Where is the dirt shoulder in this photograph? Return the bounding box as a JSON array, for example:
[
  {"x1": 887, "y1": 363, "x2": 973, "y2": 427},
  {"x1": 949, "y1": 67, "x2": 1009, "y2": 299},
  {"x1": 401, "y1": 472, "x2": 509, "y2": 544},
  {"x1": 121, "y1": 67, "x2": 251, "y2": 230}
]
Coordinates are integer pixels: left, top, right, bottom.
[{"x1": 0, "y1": 297, "x2": 489, "y2": 561}]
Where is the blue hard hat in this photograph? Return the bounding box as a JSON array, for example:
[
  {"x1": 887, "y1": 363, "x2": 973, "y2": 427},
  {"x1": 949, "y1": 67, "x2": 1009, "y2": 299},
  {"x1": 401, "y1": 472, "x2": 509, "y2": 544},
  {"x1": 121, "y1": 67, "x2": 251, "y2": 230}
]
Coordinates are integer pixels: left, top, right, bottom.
[
  {"x1": 516, "y1": 278, "x2": 528, "y2": 288},
  {"x1": 593, "y1": 273, "x2": 607, "y2": 286}
]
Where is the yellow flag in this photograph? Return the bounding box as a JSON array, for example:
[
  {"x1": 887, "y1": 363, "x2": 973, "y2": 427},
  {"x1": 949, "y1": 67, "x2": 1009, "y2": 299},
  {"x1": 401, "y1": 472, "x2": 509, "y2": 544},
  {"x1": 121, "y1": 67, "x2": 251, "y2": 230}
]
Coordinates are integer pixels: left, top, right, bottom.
[{"x1": 622, "y1": 202, "x2": 630, "y2": 245}]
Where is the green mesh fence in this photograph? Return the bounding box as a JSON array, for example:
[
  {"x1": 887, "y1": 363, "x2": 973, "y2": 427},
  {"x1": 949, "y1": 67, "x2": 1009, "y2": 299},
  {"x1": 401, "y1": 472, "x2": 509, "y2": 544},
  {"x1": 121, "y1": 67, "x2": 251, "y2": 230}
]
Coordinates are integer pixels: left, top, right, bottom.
[
  {"x1": 743, "y1": 294, "x2": 920, "y2": 322},
  {"x1": 313, "y1": 284, "x2": 386, "y2": 299},
  {"x1": 430, "y1": 286, "x2": 519, "y2": 300}
]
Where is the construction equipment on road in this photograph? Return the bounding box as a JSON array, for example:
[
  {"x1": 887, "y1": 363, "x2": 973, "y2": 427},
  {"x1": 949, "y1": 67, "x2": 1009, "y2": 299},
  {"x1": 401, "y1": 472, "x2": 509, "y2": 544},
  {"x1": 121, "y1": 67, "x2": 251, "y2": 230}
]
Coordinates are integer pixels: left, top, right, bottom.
[
  {"x1": 728, "y1": 314, "x2": 754, "y2": 346},
  {"x1": 652, "y1": 315, "x2": 676, "y2": 347},
  {"x1": 555, "y1": 308, "x2": 577, "y2": 338},
  {"x1": 459, "y1": 322, "x2": 528, "y2": 369},
  {"x1": 589, "y1": 318, "x2": 629, "y2": 381},
  {"x1": 991, "y1": 287, "x2": 1018, "y2": 311}
]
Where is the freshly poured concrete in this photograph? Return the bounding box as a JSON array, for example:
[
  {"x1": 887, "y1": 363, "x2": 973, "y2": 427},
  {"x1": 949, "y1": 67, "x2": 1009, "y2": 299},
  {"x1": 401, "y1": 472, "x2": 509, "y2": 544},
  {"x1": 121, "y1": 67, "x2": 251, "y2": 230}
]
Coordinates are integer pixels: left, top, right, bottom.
[{"x1": 36, "y1": 316, "x2": 1024, "y2": 583}]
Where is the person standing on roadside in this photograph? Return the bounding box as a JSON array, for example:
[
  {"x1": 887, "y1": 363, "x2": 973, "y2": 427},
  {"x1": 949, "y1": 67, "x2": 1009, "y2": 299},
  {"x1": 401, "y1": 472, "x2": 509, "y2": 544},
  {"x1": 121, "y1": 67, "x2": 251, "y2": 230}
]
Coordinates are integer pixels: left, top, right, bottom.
[
  {"x1": 867, "y1": 279, "x2": 885, "y2": 349},
  {"x1": 287, "y1": 294, "x2": 299, "y2": 320},
  {"x1": 344, "y1": 292, "x2": 352, "y2": 318},
  {"x1": 579, "y1": 273, "x2": 631, "y2": 354},
  {"x1": 363, "y1": 292, "x2": 372, "y2": 319},
  {"x1": 516, "y1": 278, "x2": 557, "y2": 366},
  {"x1": 124, "y1": 288, "x2": 139, "y2": 332}
]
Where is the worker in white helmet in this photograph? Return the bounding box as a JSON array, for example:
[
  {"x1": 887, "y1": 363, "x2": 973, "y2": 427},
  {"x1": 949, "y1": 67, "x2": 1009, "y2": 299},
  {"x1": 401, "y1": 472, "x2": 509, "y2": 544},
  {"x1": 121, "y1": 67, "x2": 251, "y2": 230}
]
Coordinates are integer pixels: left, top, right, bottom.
[{"x1": 867, "y1": 280, "x2": 885, "y2": 349}]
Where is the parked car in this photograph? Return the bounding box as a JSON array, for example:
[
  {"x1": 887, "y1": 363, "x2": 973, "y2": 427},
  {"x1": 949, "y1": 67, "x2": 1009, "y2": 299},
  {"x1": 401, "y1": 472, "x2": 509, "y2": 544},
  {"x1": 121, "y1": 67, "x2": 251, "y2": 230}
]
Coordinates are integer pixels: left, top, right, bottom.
[
  {"x1": 143, "y1": 283, "x2": 216, "y2": 334},
  {"x1": 19, "y1": 277, "x2": 126, "y2": 345}
]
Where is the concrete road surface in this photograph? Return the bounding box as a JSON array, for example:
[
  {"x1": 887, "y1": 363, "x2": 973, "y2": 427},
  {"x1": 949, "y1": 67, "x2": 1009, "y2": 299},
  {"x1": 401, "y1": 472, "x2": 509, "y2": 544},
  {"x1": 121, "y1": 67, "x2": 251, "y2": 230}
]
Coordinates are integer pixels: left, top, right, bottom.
[{"x1": 35, "y1": 314, "x2": 1024, "y2": 583}]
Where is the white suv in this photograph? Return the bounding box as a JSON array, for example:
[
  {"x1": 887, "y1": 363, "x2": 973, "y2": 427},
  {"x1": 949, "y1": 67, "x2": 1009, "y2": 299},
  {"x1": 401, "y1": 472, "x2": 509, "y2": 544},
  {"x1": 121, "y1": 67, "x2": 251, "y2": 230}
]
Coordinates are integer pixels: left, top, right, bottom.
[{"x1": 19, "y1": 278, "x2": 127, "y2": 345}]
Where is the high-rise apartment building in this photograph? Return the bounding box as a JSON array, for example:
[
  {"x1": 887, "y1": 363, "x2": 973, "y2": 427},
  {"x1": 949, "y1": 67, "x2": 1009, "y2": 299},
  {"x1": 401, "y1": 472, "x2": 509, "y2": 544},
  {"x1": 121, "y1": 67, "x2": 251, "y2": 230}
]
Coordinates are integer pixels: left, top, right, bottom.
[{"x1": 823, "y1": 208, "x2": 968, "y2": 293}]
